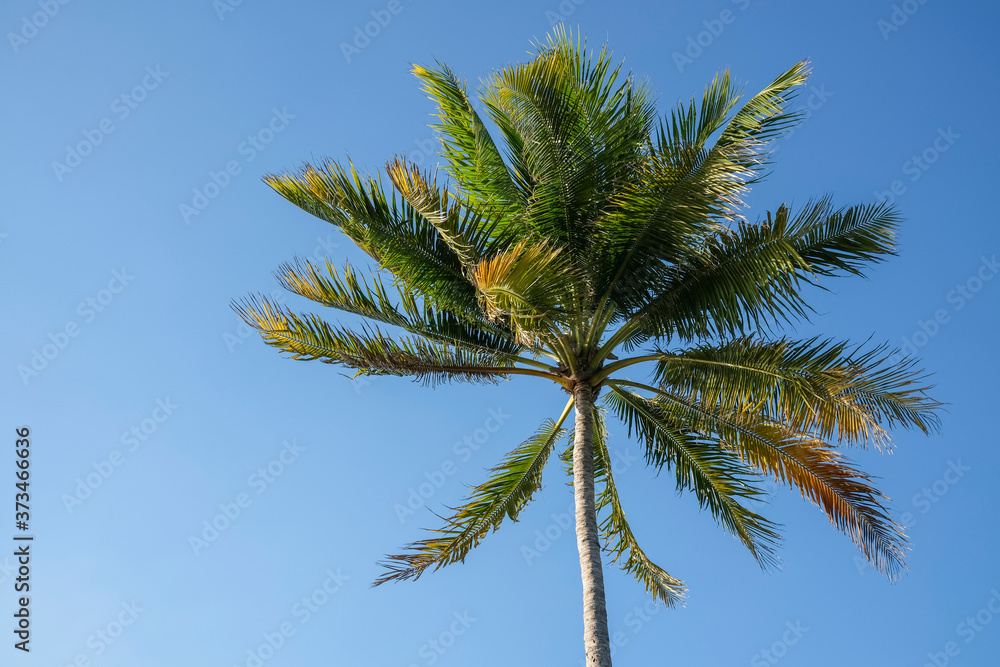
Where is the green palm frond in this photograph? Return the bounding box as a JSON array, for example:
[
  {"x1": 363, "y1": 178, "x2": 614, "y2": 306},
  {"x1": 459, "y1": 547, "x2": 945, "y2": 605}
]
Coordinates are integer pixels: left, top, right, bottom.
[
  {"x1": 483, "y1": 27, "x2": 655, "y2": 258},
  {"x1": 844, "y1": 343, "x2": 944, "y2": 436},
  {"x1": 604, "y1": 384, "x2": 782, "y2": 568},
  {"x1": 623, "y1": 214, "x2": 810, "y2": 342},
  {"x1": 595, "y1": 141, "x2": 737, "y2": 312},
  {"x1": 374, "y1": 401, "x2": 573, "y2": 585},
  {"x1": 610, "y1": 194, "x2": 902, "y2": 347},
  {"x1": 715, "y1": 60, "x2": 810, "y2": 174},
  {"x1": 785, "y1": 197, "x2": 900, "y2": 278},
  {"x1": 592, "y1": 409, "x2": 687, "y2": 606},
  {"x1": 627, "y1": 381, "x2": 909, "y2": 579},
  {"x1": 593, "y1": 62, "x2": 808, "y2": 313},
  {"x1": 651, "y1": 336, "x2": 941, "y2": 449},
  {"x1": 411, "y1": 61, "x2": 528, "y2": 223},
  {"x1": 664, "y1": 67, "x2": 742, "y2": 148}
]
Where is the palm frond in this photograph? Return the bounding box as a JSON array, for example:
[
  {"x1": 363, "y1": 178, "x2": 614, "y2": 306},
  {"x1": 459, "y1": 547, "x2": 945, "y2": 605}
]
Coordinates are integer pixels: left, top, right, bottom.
[
  {"x1": 385, "y1": 157, "x2": 512, "y2": 268},
  {"x1": 473, "y1": 240, "x2": 585, "y2": 343},
  {"x1": 785, "y1": 197, "x2": 900, "y2": 279},
  {"x1": 638, "y1": 383, "x2": 910, "y2": 579},
  {"x1": 483, "y1": 27, "x2": 655, "y2": 258},
  {"x1": 616, "y1": 194, "x2": 901, "y2": 343},
  {"x1": 374, "y1": 404, "x2": 572, "y2": 585},
  {"x1": 715, "y1": 60, "x2": 810, "y2": 176},
  {"x1": 625, "y1": 214, "x2": 810, "y2": 342},
  {"x1": 652, "y1": 336, "x2": 941, "y2": 450},
  {"x1": 411, "y1": 61, "x2": 528, "y2": 223},
  {"x1": 592, "y1": 409, "x2": 687, "y2": 606},
  {"x1": 264, "y1": 159, "x2": 480, "y2": 316},
  {"x1": 593, "y1": 62, "x2": 809, "y2": 312},
  {"x1": 844, "y1": 343, "x2": 944, "y2": 436},
  {"x1": 233, "y1": 295, "x2": 519, "y2": 386},
  {"x1": 604, "y1": 384, "x2": 782, "y2": 567},
  {"x1": 273, "y1": 257, "x2": 523, "y2": 357}
]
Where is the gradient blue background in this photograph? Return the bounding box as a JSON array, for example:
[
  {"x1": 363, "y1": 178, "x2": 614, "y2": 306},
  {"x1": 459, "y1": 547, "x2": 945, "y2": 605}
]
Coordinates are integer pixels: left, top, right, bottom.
[{"x1": 3, "y1": 0, "x2": 998, "y2": 665}]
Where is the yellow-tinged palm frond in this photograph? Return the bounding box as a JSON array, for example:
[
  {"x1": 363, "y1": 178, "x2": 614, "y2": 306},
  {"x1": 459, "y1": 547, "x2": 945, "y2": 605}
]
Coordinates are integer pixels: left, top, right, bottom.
[
  {"x1": 374, "y1": 401, "x2": 573, "y2": 586},
  {"x1": 730, "y1": 420, "x2": 909, "y2": 580},
  {"x1": 264, "y1": 159, "x2": 482, "y2": 318},
  {"x1": 272, "y1": 257, "x2": 524, "y2": 357},
  {"x1": 385, "y1": 158, "x2": 511, "y2": 269},
  {"x1": 472, "y1": 240, "x2": 586, "y2": 345},
  {"x1": 233, "y1": 295, "x2": 531, "y2": 386}
]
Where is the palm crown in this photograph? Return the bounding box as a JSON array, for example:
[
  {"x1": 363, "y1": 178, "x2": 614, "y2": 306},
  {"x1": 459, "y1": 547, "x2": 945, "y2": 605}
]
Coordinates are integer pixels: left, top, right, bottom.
[{"x1": 236, "y1": 29, "x2": 940, "y2": 666}]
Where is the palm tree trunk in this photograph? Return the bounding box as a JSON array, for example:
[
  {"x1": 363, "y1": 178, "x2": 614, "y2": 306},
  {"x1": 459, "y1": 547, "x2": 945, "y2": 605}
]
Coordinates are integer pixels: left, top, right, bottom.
[{"x1": 572, "y1": 383, "x2": 612, "y2": 667}]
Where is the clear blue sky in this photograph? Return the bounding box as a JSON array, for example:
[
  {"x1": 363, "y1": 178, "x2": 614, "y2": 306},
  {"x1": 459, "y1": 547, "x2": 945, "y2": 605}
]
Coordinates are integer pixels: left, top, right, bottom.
[{"x1": 3, "y1": 0, "x2": 999, "y2": 665}]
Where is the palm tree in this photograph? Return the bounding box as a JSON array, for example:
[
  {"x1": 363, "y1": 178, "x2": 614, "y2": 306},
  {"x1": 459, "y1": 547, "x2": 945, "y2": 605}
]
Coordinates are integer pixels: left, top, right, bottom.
[{"x1": 235, "y1": 29, "x2": 940, "y2": 666}]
